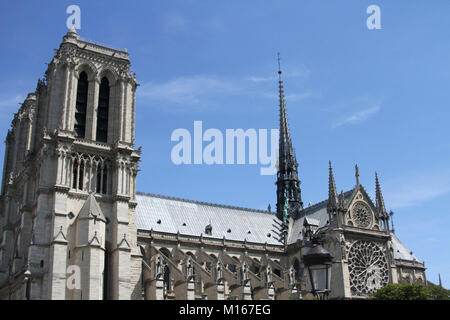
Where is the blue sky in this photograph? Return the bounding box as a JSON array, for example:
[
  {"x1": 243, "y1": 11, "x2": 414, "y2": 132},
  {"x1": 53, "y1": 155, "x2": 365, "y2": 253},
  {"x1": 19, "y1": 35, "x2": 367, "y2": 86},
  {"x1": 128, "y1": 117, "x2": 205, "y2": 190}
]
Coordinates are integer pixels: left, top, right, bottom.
[{"x1": 0, "y1": 0, "x2": 449, "y2": 288}]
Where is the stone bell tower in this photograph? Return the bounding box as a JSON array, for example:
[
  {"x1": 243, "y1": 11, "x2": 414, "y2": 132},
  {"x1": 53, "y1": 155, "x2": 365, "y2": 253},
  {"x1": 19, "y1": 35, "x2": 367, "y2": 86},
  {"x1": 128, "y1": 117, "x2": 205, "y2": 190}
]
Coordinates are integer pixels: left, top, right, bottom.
[{"x1": 0, "y1": 26, "x2": 142, "y2": 300}]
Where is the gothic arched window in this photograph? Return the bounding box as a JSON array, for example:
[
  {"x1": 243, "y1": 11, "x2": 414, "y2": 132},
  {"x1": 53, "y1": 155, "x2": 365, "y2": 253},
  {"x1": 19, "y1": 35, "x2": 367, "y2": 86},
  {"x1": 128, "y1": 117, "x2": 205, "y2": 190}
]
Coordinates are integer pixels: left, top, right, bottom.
[
  {"x1": 78, "y1": 161, "x2": 84, "y2": 190},
  {"x1": 72, "y1": 159, "x2": 78, "y2": 189},
  {"x1": 96, "y1": 163, "x2": 108, "y2": 194},
  {"x1": 96, "y1": 77, "x2": 109, "y2": 143},
  {"x1": 163, "y1": 265, "x2": 171, "y2": 293},
  {"x1": 72, "y1": 158, "x2": 84, "y2": 191},
  {"x1": 75, "y1": 72, "x2": 88, "y2": 138}
]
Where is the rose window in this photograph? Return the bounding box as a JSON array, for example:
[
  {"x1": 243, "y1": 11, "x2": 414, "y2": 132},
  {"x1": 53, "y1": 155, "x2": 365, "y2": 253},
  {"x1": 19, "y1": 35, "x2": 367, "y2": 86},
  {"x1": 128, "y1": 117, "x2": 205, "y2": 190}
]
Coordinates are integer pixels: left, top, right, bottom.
[
  {"x1": 351, "y1": 201, "x2": 372, "y2": 228},
  {"x1": 348, "y1": 240, "x2": 389, "y2": 296}
]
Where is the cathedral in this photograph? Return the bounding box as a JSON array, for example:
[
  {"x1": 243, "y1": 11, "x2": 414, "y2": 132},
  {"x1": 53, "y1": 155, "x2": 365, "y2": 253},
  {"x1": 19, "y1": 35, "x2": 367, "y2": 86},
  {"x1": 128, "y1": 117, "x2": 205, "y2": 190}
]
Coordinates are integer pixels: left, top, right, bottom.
[{"x1": 0, "y1": 27, "x2": 426, "y2": 300}]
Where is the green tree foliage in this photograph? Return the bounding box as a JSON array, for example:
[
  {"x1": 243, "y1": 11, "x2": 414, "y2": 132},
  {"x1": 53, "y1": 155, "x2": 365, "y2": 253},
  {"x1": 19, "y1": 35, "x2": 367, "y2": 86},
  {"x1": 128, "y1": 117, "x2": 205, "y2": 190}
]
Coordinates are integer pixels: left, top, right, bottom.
[
  {"x1": 427, "y1": 284, "x2": 450, "y2": 300},
  {"x1": 370, "y1": 283, "x2": 450, "y2": 300}
]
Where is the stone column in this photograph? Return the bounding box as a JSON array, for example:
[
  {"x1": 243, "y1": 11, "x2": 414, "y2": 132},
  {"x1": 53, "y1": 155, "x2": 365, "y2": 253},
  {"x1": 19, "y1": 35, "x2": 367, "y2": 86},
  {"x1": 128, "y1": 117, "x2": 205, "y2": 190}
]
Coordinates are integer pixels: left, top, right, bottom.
[
  {"x1": 109, "y1": 200, "x2": 131, "y2": 300},
  {"x1": 61, "y1": 63, "x2": 71, "y2": 130},
  {"x1": 48, "y1": 190, "x2": 69, "y2": 300},
  {"x1": 186, "y1": 279, "x2": 195, "y2": 300},
  {"x1": 62, "y1": 64, "x2": 75, "y2": 131},
  {"x1": 145, "y1": 278, "x2": 165, "y2": 300},
  {"x1": 85, "y1": 77, "x2": 99, "y2": 140}
]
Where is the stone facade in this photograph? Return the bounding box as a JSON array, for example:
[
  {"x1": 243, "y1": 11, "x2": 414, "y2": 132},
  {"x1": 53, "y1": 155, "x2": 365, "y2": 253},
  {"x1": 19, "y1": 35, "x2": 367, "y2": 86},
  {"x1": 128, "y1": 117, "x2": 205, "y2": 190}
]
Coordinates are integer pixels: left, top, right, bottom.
[
  {"x1": 0, "y1": 29, "x2": 426, "y2": 300},
  {"x1": 0, "y1": 27, "x2": 141, "y2": 300}
]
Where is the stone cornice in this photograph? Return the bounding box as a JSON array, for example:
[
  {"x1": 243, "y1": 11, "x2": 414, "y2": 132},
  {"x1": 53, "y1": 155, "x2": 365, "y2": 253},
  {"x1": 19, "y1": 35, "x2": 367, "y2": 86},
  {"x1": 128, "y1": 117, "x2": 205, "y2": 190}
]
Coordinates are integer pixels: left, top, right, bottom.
[
  {"x1": 128, "y1": 200, "x2": 138, "y2": 209},
  {"x1": 138, "y1": 230, "x2": 285, "y2": 254},
  {"x1": 342, "y1": 225, "x2": 391, "y2": 240},
  {"x1": 394, "y1": 259, "x2": 426, "y2": 270},
  {"x1": 59, "y1": 40, "x2": 130, "y2": 65},
  {"x1": 112, "y1": 194, "x2": 131, "y2": 202},
  {"x1": 74, "y1": 244, "x2": 105, "y2": 251}
]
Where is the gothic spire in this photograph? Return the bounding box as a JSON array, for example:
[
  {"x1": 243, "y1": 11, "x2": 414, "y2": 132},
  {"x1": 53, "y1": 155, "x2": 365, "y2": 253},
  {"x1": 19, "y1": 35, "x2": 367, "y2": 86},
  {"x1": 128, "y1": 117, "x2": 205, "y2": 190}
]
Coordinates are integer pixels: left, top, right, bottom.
[
  {"x1": 327, "y1": 161, "x2": 339, "y2": 211},
  {"x1": 278, "y1": 53, "x2": 296, "y2": 172},
  {"x1": 275, "y1": 53, "x2": 303, "y2": 222},
  {"x1": 375, "y1": 172, "x2": 387, "y2": 217}
]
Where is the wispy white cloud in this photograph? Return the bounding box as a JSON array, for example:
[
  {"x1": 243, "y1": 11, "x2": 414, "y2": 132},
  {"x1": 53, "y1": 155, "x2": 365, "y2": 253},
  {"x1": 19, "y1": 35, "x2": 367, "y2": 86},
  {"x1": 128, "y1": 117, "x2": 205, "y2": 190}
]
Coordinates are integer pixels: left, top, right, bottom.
[
  {"x1": 385, "y1": 170, "x2": 450, "y2": 208},
  {"x1": 286, "y1": 92, "x2": 314, "y2": 102},
  {"x1": 138, "y1": 66, "x2": 312, "y2": 111},
  {"x1": 138, "y1": 75, "x2": 237, "y2": 107},
  {"x1": 247, "y1": 76, "x2": 274, "y2": 83},
  {"x1": 332, "y1": 105, "x2": 380, "y2": 128},
  {"x1": 286, "y1": 67, "x2": 311, "y2": 78},
  {"x1": 262, "y1": 91, "x2": 313, "y2": 102}
]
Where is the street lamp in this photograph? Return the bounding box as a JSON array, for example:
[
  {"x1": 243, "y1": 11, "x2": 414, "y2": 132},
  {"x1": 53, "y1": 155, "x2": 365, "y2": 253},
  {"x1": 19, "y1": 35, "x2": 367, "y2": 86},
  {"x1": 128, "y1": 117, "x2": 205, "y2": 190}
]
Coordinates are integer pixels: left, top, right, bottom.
[{"x1": 302, "y1": 236, "x2": 333, "y2": 300}]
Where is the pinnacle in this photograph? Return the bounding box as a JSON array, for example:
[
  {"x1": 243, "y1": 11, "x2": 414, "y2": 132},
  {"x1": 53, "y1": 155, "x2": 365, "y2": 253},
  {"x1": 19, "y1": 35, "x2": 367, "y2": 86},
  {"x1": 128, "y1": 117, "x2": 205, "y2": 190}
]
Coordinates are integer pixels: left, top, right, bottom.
[
  {"x1": 69, "y1": 24, "x2": 77, "y2": 34},
  {"x1": 375, "y1": 172, "x2": 387, "y2": 216},
  {"x1": 328, "y1": 161, "x2": 339, "y2": 210}
]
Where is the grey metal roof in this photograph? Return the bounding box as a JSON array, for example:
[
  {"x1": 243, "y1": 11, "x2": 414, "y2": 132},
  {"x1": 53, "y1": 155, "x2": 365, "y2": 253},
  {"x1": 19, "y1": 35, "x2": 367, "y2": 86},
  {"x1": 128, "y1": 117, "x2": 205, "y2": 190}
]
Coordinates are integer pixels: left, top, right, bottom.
[
  {"x1": 287, "y1": 201, "x2": 329, "y2": 244},
  {"x1": 135, "y1": 192, "x2": 284, "y2": 245},
  {"x1": 135, "y1": 192, "x2": 422, "y2": 264},
  {"x1": 391, "y1": 233, "x2": 421, "y2": 263},
  {"x1": 287, "y1": 190, "x2": 354, "y2": 244}
]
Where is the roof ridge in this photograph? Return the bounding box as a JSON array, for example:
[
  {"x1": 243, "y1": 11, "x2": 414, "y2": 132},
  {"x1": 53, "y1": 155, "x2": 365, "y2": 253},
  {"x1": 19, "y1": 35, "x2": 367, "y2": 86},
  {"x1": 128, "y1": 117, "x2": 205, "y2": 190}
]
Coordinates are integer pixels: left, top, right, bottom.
[
  {"x1": 304, "y1": 198, "x2": 328, "y2": 211},
  {"x1": 136, "y1": 191, "x2": 272, "y2": 214}
]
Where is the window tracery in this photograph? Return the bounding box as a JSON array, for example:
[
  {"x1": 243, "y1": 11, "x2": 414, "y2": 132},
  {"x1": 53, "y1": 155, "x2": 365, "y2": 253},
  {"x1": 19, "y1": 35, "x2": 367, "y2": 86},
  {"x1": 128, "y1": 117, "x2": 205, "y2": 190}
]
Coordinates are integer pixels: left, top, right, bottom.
[
  {"x1": 351, "y1": 201, "x2": 373, "y2": 228},
  {"x1": 348, "y1": 240, "x2": 389, "y2": 296}
]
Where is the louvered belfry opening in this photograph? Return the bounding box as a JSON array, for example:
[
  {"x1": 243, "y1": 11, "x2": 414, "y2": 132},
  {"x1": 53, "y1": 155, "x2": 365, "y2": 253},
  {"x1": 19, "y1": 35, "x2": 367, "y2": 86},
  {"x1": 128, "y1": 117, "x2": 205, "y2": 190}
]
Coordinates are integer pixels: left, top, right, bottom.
[
  {"x1": 74, "y1": 71, "x2": 88, "y2": 138},
  {"x1": 96, "y1": 77, "x2": 110, "y2": 143}
]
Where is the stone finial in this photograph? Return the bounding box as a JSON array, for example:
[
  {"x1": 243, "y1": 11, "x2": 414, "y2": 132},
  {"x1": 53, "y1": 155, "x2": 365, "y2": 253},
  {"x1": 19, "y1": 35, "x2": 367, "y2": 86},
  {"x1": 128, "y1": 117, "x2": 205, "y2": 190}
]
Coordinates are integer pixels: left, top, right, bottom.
[
  {"x1": 64, "y1": 23, "x2": 80, "y2": 42},
  {"x1": 68, "y1": 23, "x2": 77, "y2": 34}
]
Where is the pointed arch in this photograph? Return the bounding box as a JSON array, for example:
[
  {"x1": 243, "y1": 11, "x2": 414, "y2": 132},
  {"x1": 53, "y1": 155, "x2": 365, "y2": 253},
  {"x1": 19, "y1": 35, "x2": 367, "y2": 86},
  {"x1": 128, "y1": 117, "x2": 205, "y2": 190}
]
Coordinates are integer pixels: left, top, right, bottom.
[
  {"x1": 159, "y1": 247, "x2": 172, "y2": 259},
  {"x1": 74, "y1": 71, "x2": 88, "y2": 138},
  {"x1": 75, "y1": 62, "x2": 97, "y2": 81},
  {"x1": 97, "y1": 67, "x2": 118, "y2": 85}
]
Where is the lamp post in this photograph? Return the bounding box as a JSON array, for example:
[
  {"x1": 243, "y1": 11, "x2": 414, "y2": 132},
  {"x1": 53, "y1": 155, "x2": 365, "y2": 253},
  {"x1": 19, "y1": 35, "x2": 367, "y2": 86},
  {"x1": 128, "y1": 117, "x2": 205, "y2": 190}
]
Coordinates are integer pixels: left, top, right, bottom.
[
  {"x1": 302, "y1": 236, "x2": 333, "y2": 300},
  {"x1": 23, "y1": 269, "x2": 32, "y2": 300}
]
